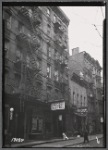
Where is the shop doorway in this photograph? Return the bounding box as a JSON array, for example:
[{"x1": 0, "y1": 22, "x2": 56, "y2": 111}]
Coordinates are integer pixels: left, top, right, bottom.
[{"x1": 53, "y1": 113, "x2": 63, "y2": 138}]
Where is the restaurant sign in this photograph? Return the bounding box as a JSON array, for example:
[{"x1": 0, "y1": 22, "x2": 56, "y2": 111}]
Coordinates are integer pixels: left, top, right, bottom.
[{"x1": 51, "y1": 102, "x2": 65, "y2": 110}]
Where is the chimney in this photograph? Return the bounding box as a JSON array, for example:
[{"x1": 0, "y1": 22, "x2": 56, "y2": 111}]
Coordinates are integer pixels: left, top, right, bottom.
[{"x1": 72, "y1": 47, "x2": 79, "y2": 55}]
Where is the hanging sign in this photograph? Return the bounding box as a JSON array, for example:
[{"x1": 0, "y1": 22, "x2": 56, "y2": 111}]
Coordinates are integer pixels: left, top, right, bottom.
[{"x1": 74, "y1": 107, "x2": 88, "y2": 117}]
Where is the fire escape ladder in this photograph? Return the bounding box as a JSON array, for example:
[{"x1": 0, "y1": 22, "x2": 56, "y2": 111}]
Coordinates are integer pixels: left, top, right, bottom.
[{"x1": 18, "y1": 7, "x2": 42, "y2": 109}]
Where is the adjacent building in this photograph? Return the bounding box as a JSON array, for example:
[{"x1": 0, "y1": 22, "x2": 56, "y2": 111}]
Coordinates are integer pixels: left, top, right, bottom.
[
  {"x1": 69, "y1": 47, "x2": 103, "y2": 134},
  {"x1": 3, "y1": 5, "x2": 70, "y2": 144},
  {"x1": 69, "y1": 70, "x2": 88, "y2": 135}
]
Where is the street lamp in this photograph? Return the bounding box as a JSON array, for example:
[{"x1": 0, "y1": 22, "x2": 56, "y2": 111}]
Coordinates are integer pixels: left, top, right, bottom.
[
  {"x1": 10, "y1": 107, "x2": 14, "y2": 120},
  {"x1": 100, "y1": 116, "x2": 104, "y2": 134},
  {"x1": 100, "y1": 117, "x2": 103, "y2": 123}
]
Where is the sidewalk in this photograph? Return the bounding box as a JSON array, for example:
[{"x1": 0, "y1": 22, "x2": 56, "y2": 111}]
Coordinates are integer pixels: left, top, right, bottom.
[{"x1": 11, "y1": 134, "x2": 103, "y2": 147}]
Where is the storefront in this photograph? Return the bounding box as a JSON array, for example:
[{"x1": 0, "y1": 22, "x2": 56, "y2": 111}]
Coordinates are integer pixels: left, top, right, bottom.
[
  {"x1": 50, "y1": 101, "x2": 66, "y2": 137},
  {"x1": 24, "y1": 99, "x2": 50, "y2": 140},
  {"x1": 74, "y1": 107, "x2": 88, "y2": 136}
]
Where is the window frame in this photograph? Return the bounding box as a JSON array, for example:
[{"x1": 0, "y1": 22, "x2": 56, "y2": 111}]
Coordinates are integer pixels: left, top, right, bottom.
[{"x1": 46, "y1": 8, "x2": 50, "y2": 17}]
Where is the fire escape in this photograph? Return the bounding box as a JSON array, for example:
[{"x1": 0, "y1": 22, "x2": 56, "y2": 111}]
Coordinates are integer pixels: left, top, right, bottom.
[
  {"x1": 53, "y1": 18, "x2": 69, "y2": 100},
  {"x1": 15, "y1": 6, "x2": 43, "y2": 111}
]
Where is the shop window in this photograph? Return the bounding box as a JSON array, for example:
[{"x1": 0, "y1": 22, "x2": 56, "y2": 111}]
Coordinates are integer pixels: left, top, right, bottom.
[
  {"x1": 47, "y1": 64, "x2": 51, "y2": 78},
  {"x1": 45, "y1": 122, "x2": 51, "y2": 132},
  {"x1": 4, "y1": 105, "x2": 10, "y2": 134},
  {"x1": 31, "y1": 116, "x2": 43, "y2": 133}
]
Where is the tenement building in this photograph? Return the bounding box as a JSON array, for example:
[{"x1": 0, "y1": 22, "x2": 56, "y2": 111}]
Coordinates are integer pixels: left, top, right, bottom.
[
  {"x1": 3, "y1": 5, "x2": 70, "y2": 144},
  {"x1": 69, "y1": 70, "x2": 88, "y2": 136},
  {"x1": 69, "y1": 47, "x2": 103, "y2": 135}
]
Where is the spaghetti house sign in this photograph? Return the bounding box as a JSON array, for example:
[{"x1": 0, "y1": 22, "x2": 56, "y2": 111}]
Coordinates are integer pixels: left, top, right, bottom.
[{"x1": 51, "y1": 101, "x2": 65, "y2": 110}]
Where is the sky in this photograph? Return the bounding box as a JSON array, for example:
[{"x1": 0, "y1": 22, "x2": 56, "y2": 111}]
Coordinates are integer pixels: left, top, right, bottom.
[{"x1": 60, "y1": 6, "x2": 105, "y2": 68}]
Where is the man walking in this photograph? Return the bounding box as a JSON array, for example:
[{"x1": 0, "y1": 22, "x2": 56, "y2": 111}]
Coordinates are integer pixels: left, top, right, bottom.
[{"x1": 83, "y1": 127, "x2": 89, "y2": 143}]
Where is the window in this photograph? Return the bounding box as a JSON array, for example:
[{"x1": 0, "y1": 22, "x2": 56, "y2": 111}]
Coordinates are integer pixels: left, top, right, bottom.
[
  {"x1": 73, "y1": 92, "x2": 75, "y2": 105},
  {"x1": 31, "y1": 116, "x2": 43, "y2": 133},
  {"x1": 47, "y1": 8, "x2": 50, "y2": 17},
  {"x1": 84, "y1": 97, "x2": 86, "y2": 106},
  {"x1": 47, "y1": 86, "x2": 52, "y2": 101},
  {"x1": 47, "y1": 23, "x2": 51, "y2": 36},
  {"x1": 36, "y1": 58, "x2": 41, "y2": 70},
  {"x1": 18, "y1": 23, "x2": 24, "y2": 33},
  {"x1": 55, "y1": 89, "x2": 59, "y2": 99},
  {"x1": 47, "y1": 45, "x2": 51, "y2": 58},
  {"x1": 28, "y1": 9, "x2": 32, "y2": 18},
  {"x1": 81, "y1": 95, "x2": 82, "y2": 106},
  {"x1": 77, "y1": 94, "x2": 79, "y2": 106},
  {"x1": 16, "y1": 49, "x2": 23, "y2": 62},
  {"x1": 5, "y1": 41, "x2": 10, "y2": 58},
  {"x1": 6, "y1": 16, "x2": 12, "y2": 29},
  {"x1": 47, "y1": 64, "x2": 51, "y2": 78},
  {"x1": 65, "y1": 74, "x2": 68, "y2": 81},
  {"x1": 53, "y1": 15, "x2": 56, "y2": 23},
  {"x1": 54, "y1": 70, "x2": 59, "y2": 81},
  {"x1": 26, "y1": 55, "x2": 30, "y2": 67},
  {"x1": 55, "y1": 50, "x2": 58, "y2": 60},
  {"x1": 60, "y1": 55, "x2": 62, "y2": 62}
]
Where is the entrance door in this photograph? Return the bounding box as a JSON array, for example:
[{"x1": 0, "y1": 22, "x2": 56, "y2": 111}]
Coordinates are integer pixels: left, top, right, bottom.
[{"x1": 53, "y1": 113, "x2": 63, "y2": 137}]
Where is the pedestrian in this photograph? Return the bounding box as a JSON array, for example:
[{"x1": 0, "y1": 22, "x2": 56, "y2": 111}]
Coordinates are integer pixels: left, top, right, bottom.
[
  {"x1": 62, "y1": 133, "x2": 69, "y2": 140},
  {"x1": 83, "y1": 127, "x2": 89, "y2": 143}
]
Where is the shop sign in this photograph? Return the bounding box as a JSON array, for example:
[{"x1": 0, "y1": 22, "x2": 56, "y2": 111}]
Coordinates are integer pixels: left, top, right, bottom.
[
  {"x1": 51, "y1": 102, "x2": 65, "y2": 110},
  {"x1": 76, "y1": 108, "x2": 88, "y2": 113}
]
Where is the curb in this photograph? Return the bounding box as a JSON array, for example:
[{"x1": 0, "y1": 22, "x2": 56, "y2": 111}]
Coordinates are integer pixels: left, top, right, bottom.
[{"x1": 62, "y1": 137, "x2": 103, "y2": 147}]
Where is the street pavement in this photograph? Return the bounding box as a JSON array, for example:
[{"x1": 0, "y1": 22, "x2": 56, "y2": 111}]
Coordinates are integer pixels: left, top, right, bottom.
[
  {"x1": 32, "y1": 134, "x2": 103, "y2": 148},
  {"x1": 66, "y1": 138, "x2": 104, "y2": 147},
  {"x1": 11, "y1": 134, "x2": 103, "y2": 147}
]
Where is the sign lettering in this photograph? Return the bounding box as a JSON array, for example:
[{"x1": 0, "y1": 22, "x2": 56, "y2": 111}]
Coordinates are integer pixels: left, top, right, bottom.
[{"x1": 51, "y1": 102, "x2": 65, "y2": 110}]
